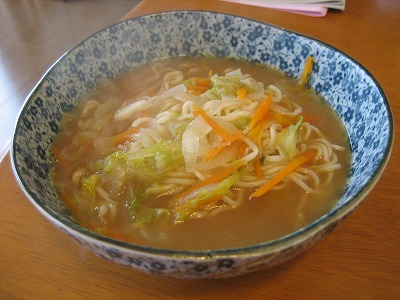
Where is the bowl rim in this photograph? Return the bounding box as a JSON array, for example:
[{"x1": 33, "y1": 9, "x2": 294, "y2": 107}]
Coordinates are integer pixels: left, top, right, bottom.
[{"x1": 11, "y1": 10, "x2": 394, "y2": 259}]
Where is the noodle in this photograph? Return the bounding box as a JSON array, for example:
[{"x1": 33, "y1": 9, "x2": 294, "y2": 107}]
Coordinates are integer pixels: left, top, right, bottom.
[{"x1": 52, "y1": 57, "x2": 350, "y2": 249}]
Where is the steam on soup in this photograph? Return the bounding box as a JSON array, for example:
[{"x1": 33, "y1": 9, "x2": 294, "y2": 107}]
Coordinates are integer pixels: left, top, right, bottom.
[{"x1": 52, "y1": 57, "x2": 350, "y2": 250}]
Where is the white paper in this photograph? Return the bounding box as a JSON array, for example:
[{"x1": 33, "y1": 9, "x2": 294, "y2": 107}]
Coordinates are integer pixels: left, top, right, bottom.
[{"x1": 219, "y1": 0, "x2": 345, "y2": 17}]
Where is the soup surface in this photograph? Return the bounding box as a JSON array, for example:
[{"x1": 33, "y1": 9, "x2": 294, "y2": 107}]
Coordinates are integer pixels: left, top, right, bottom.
[{"x1": 52, "y1": 57, "x2": 351, "y2": 250}]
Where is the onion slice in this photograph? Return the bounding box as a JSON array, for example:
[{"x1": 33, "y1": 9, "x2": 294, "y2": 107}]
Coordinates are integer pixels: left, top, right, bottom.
[
  {"x1": 182, "y1": 116, "x2": 212, "y2": 172},
  {"x1": 114, "y1": 99, "x2": 151, "y2": 122},
  {"x1": 161, "y1": 84, "x2": 187, "y2": 99}
]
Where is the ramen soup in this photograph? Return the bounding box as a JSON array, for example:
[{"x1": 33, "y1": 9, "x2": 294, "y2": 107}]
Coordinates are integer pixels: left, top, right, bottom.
[{"x1": 52, "y1": 57, "x2": 351, "y2": 250}]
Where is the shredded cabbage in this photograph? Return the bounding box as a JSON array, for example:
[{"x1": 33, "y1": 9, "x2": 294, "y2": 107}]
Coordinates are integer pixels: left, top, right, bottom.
[
  {"x1": 91, "y1": 140, "x2": 184, "y2": 185},
  {"x1": 174, "y1": 171, "x2": 241, "y2": 221},
  {"x1": 275, "y1": 116, "x2": 303, "y2": 160},
  {"x1": 203, "y1": 69, "x2": 261, "y2": 100},
  {"x1": 82, "y1": 174, "x2": 100, "y2": 201}
]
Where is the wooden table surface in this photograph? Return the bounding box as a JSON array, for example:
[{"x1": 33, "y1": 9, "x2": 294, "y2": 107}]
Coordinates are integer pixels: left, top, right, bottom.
[{"x1": 1, "y1": 0, "x2": 399, "y2": 299}]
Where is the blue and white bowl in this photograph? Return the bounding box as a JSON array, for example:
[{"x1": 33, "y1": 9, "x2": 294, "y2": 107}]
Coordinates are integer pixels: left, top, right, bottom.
[{"x1": 11, "y1": 11, "x2": 393, "y2": 278}]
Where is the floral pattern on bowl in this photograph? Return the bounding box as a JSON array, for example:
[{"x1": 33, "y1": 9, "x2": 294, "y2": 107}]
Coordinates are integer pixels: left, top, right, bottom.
[{"x1": 12, "y1": 11, "x2": 393, "y2": 278}]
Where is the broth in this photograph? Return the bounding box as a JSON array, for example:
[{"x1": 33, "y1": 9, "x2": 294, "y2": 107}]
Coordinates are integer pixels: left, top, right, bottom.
[{"x1": 52, "y1": 57, "x2": 351, "y2": 250}]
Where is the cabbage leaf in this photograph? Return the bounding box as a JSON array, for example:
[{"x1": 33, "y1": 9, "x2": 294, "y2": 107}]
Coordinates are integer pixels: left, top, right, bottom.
[
  {"x1": 275, "y1": 116, "x2": 303, "y2": 160},
  {"x1": 91, "y1": 140, "x2": 184, "y2": 185},
  {"x1": 174, "y1": 171, "x2": 241, "y2": 221},
  {"x1": 203, "y1": 69, "x2": 259, "y2": 100}
]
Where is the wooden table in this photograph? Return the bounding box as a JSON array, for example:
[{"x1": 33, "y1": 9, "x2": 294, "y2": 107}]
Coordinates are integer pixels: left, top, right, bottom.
[{"x1": 1, "y1": 0, "x2": 399, "y2": 298}]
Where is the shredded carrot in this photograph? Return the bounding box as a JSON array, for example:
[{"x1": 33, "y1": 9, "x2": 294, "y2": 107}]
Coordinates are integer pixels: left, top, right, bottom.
[
  {"x1": 267, "y1": 112, "x2": 298, "y2": 127},
  {"x1": 248, "y1": 121, "x2": 265, "y2": 145},
  {"x1": 236, "y1": 142, "x2": 246, "y2": 159},
  {"x1": 194, "y1": 77, "x2": 212, "y2": 87},
  {"x1": 250, "y1": 122, "x2": 267, "y2": 178},
  {"x1": 187, "y1": 85, "x2": 208, "y2": 92},
  {"x1": 204, "y1": 143, "x2": 229, "y2": 161},
  {"x1": 253, "y1": 157, "x2": 264, "y2": 178},
  {"x1": 299, "y1": 56, "x2": 314, "y2": 86},
  {"x1": 266, "y1": 111, "x2": 318, "y2": 127},
  {"x1": 238, "y1": 121, "x2": 266, "y2": 177},
  {"x1": 175, "y1": 194, "x2": 223, "y2": 216},
  {"x1": 236, "y1": 118, "x2": 266, "y2": 159},
  {"x1": 237, "y1": 87, "x2": 247, "y2": 100},
  {"x1": 237, "y1": 101, "x2": 272, "y2": 160},
  {"x1": 204, "y1": 132, "x2": 244, "y2": 162},
  {"x1": 187, "y1": 87, "x2": 207, "y2": 96},
  {"x1": 193, "y1": 104, "x2": 246, "y2": 162},
  {"x1": 187, "y1": 77, "x2": 212, "y2": 95},
  {"x1": 193, "y1": 106, "x2": 238, "y2": 143},
  {"x1": 171, "y1": 160, "x2": 246, "y2": 207},
  {"x1": 112, "y1": 126, "x2": 137, "y2": 145},
  {"x1": 249, "y1": 94, "x2": 273, "y2": 130},
  {"x1": 250, "y1": 149, "x2": 318, "y2": 198}
]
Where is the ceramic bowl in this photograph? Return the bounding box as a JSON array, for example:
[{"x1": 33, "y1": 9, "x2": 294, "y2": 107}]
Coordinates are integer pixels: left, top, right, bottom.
[{"x1": 11, "y1": 11, "x2": 393, "y2": 279}]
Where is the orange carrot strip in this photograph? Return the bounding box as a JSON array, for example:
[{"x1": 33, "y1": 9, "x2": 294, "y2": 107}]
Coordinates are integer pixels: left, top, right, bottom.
[
  {"x1": 299, "y1": 56, "x2": 314, "y2": 86},
  {"x1": 112, "y1": 127, "x2": 137, "y2": 145},
  {"x1": 253, "y1": 157, "x2": 264, "y2": 178},
  {"x1": 237, "y1": 118, "x2": 267, "y2": 159},
  {"x1": 250, "y1": 122, "x2": 267, "y2": 178},
  {"x1": 193, "y1": 106, "x2": 237, "y2": 143},
  {"x1": 187, "y1": 86, "x2": 209, "y2": 96},
  {"x1": 171, "y1": 160, "x2": 246, "y2": 207},
  {"x1": 248, "y1": 121, "x2": 265, "y2": 145},
  {"x1": 237, "y1": 120, "x2": 266, "y2": 177},
  {"x1": 205, "y1": 132, "x2": 244, "y2": 162},
  {"x1": 175, "y1": 194, "x2": 223, "y2": 215},
  {"x1": 237, "y1": 87, "x2": 247, "y2": 100},
  {"x1": 250, "y1": 149, "x2": 318, "y2": 198},
  {"x1": 249, "y1": 94, "x2": 273, "y2": 130},
  {"x1": 187, "y1": 85, "x2": 208, "y2": 91},
  {"x1": 267, "y1": 112, "x2": 299, "y2": 127},
  {"x1": 237, "y1": 138, "x2": 249, "y2": 158},
  {"x1": 186, "y1": 77, "x2": 212, "y2": 95},
  {"x1": 193, "y1": 77, "x2": 211, "y2": 87},
  {"x1": 204, "y1": 144, "x2": 229, "y2": 161},
  {"x1": 265, "y1": 111, "x2": 318, "y2": 127}
]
